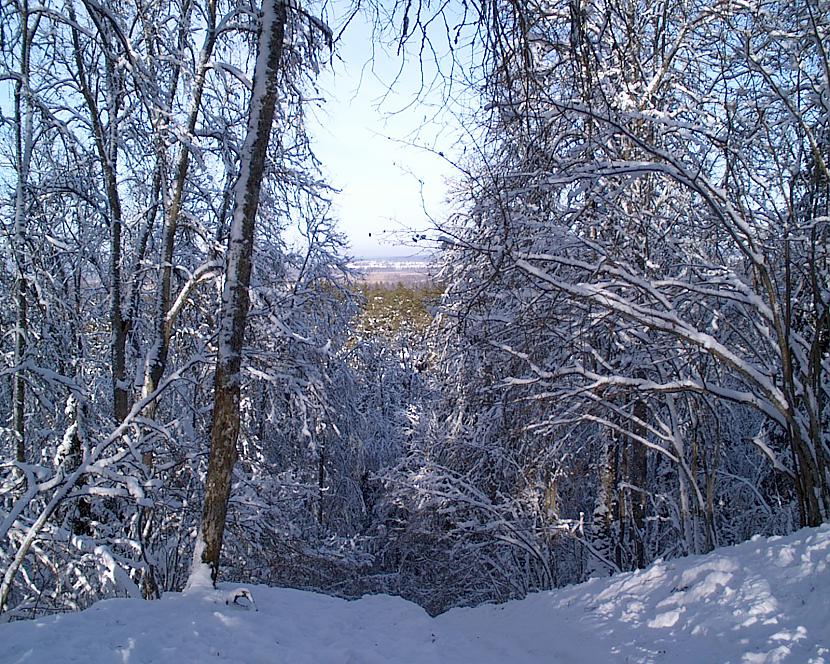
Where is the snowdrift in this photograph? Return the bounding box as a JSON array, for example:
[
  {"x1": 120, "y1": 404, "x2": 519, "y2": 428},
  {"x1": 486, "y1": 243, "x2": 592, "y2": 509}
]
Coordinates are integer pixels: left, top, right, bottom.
[{"x1": 3, "y1": 525, "x2": 829, "y2": 663}]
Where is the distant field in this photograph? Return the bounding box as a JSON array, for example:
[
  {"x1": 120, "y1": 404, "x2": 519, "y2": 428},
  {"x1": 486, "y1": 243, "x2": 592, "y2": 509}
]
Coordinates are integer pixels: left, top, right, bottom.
[{"x1": 350, "y1": 259, "x2": 435, "y2": 287}]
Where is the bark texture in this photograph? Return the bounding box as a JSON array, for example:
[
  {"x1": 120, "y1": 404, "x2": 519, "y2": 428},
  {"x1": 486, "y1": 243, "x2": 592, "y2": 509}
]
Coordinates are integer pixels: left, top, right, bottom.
[{"x1": 195, "y1": 0, "x2": 287, "y2": 585}]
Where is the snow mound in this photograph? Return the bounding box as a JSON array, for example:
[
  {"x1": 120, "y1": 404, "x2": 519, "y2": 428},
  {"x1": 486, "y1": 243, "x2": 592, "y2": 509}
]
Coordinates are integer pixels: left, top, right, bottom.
[{"x1": 3, "y1": 525, "x2": 829, "y2": 663}]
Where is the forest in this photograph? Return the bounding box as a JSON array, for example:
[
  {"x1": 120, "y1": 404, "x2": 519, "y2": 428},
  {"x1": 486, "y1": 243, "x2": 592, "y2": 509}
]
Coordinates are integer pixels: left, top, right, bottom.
[{"x1": 1, "y1": 0, "x2": 828, "y2": 621}]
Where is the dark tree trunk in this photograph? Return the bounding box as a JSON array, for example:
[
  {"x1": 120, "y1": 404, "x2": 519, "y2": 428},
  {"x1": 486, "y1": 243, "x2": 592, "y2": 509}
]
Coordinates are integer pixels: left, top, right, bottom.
[
  {"x1": 69, "y1": 3, "x2": 128, "y2": 423},
  {"x1": 12, "y1": 0, "x2": 32, "y2": 463},
  {"x1": 142, "y1": 1, "x2": 217, "y2": 408},
  {"x1": 192, "y1": 0, "x2": 288, "y2": 586},
  {"x1": 631, "y1": 398, "x2": 648, "y2": 568}
]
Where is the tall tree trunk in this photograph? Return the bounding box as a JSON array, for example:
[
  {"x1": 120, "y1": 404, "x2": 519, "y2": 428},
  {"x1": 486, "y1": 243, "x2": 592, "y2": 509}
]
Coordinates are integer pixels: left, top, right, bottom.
[
  {"x1": 11, "y1": 0, "x2": 33, "y2": 463},
  {"x1": 142, "y1": 0, "x2": 218, "y2": 408},
  {"x1": 69, "y1": 3, "x2": 128, "y2": 422},
  {"x1": 189, "y1": 0, "x2": 287, "y2": 587},
  {"x1": 631, "y1": 397, "x2": 648, "y2": 568}
]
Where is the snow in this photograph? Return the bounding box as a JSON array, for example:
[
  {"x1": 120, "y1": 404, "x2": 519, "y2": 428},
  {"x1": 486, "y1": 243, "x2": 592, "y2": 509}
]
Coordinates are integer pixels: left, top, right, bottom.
[
  {"x1": 3, "y1": 525, "x2": 830, "y2": 663},
  {"x1": 183, "y1": 532, "x2": 213, "y2": 594},
  {"x1": 349, "y1": 259, "x2": 431, "y2": 270}
]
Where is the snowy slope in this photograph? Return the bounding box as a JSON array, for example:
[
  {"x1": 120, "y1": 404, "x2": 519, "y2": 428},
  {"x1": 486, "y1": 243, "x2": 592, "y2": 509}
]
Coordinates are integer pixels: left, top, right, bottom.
[{"x1": 3, "y1": 525, "x2": 829, "y2": 663}]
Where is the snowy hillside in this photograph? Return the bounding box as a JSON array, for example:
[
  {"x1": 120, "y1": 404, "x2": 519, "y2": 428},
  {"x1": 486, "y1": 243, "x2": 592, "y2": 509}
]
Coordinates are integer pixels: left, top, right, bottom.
[{"x1": 3, "y1": 525, "x2": 829, "y2": 664}]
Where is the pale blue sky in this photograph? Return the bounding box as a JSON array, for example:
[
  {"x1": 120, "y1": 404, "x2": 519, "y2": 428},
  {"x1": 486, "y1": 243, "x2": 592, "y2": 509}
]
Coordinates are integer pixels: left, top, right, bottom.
[{"x1": 308, "y1": 9, "x2": 465, "y2": 258}]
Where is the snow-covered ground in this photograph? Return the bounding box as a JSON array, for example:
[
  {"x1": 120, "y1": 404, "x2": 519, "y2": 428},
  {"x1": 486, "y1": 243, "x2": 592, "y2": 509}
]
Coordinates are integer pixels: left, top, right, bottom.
[{"x1": 3, "y1": 525, "x2": 829, "y2": 663}]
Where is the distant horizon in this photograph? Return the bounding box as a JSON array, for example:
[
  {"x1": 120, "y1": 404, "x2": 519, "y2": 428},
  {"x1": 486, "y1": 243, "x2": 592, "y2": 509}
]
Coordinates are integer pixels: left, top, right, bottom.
[{"x1": 347, "y1": 247, "x2": 435, "y2": 262}]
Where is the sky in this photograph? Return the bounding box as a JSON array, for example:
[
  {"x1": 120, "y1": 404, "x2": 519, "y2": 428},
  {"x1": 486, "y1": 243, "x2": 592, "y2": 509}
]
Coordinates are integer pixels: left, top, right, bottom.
[
  {"x1": 307, "y1": 9, "x2": 467, "y2": 259},
  {"x1": 0, "y1": 4, "x2": 472, "y2": 261}
]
